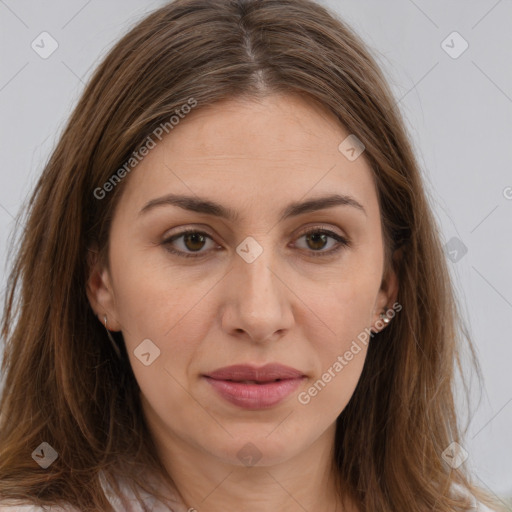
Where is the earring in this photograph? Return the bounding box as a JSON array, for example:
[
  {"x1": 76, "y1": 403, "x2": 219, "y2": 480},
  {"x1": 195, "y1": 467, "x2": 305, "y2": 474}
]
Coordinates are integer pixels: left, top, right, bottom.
[
  {"x1": 104, "y1": 315, "x2": 122, "y2": 359},
  {"x1": 379, "y1": 311, "x2": 391, "y2": 324}
]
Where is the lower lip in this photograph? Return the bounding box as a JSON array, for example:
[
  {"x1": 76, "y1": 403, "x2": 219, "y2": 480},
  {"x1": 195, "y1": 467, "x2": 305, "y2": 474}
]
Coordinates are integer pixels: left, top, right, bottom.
[{"x1": 204, "y1": 377, "x2": 304, "y2": 409}]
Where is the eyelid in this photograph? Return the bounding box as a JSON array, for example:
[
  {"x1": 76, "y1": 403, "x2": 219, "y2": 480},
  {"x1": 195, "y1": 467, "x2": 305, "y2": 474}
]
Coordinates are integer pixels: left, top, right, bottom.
[
  {"x1": 293, "y1": 223, "x2": 345, "y2": 239},
  {"x1": 291, "y1": 225, "x2": 350, "y2": 258}
]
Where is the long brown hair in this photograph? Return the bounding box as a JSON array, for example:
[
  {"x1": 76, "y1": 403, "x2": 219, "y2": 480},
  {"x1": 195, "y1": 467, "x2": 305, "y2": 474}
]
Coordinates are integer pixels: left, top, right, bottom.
[{"x1": 0, "y1": 0, "x2": 505, "y2": 510}]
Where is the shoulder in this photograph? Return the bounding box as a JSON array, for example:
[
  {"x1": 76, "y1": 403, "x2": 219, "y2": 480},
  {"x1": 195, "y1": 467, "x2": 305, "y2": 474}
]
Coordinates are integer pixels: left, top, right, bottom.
[{"x1": 0, "y1": 470, "x2": 184, "y2": 512}]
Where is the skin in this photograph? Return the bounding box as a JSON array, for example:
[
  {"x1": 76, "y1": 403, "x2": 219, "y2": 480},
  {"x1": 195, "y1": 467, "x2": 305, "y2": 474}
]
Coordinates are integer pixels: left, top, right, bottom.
[{"x1": 87, "y1": 93, "x2": 398, "y2": 512}]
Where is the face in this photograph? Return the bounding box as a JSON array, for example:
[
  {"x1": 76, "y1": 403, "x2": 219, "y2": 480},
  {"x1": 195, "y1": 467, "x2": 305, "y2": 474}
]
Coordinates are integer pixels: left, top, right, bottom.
[{"x1": 87, "y1": 93, "x2": 398, "y2": 469}]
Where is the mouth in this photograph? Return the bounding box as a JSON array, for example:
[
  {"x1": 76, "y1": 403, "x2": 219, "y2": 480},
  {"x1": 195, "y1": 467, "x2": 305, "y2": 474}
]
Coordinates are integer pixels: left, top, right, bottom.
[
  {"x1": 203, "y1": 364, "x2": 306, "y2": 409},
  {"x1": 224, "y1": 379, "x2": 284, "y2": 384}
]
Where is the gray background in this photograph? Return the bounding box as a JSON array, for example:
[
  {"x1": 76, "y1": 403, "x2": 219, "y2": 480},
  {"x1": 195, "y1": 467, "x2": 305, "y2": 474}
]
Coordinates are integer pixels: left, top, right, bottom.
[{"x1": 0, "y1": 0, "x2": 511, "y2": 503}]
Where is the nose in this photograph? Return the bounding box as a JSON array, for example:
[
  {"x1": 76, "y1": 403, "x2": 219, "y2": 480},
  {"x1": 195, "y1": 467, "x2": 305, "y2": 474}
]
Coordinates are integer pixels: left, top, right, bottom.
[{"x1": 220, "y1": 243, "x2": 294, "y2": 344}]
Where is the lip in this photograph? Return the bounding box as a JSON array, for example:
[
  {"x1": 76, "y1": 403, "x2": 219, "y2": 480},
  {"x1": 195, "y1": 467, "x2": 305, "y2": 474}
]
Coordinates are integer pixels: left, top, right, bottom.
[{"x1": 203, "y1": 364, "x2": 306, "y2": 409}]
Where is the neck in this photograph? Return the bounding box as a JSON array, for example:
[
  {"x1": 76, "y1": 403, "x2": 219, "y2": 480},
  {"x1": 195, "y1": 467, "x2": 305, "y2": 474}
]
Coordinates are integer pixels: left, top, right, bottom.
[{"x1": 148, "y1": 420, "x2": 350, "y2": 512}]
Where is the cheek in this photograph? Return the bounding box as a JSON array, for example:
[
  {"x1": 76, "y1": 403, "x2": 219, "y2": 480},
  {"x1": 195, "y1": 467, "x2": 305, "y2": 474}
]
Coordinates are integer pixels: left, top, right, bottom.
[
  {"x1": 302, "y1": 272, "x2": 379, "y2": 403},
  {"x1": 314, "y1": 272, "x2": 379, "y2": 346},
  {"x1": 298, "y1": 290, "x2": 372, "y2": 418},
  {"x1": 121, "y1": 300, "x2": 210, "y2": 434},
  {"x1": 299, "y1": 352, "x2": 367, "y2": 416},
  {"x1": 109, "y1": 236, "x2": 211, "y2": 345},
  {"x1": 107, "y1": 243, "x2": 216, "y2": 406},
  {"x1": 304, "y1": 234, "x2": 383, "y2": 340}
]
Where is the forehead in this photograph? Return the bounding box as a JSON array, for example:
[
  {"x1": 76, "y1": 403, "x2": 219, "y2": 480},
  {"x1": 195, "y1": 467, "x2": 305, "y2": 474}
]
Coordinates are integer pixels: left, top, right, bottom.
[{"x1": 116, "y1": 94, "x2": 380, "y2": 223}]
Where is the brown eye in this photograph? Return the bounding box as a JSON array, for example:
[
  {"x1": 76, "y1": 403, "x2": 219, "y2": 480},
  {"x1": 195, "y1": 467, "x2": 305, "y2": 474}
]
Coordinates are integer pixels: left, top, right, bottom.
[
  {"x1": 182, "y1": 232, "x2": 207, "y2": 252},
  {"x1": 162, "y1": 227, "x2": 350, "y2": 260},
  {"x1": 294, "y1": 228, "x2": 350, "y2": 257},
  {"x1": 162, "y1": 229, "x2": 217, "y2": 258},
  {"x1": 304, "y1": 232, "x2": 329, "y2": 251}
]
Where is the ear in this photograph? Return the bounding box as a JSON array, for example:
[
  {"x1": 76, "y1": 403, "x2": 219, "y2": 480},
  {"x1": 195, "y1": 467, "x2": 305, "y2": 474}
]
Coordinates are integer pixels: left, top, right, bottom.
[
  {"x1": 86, "y1": 246, "x2": 122, "y2": 331},
  {"x1": 371, "y1": 247, "x2": 401, "y2": 330}
]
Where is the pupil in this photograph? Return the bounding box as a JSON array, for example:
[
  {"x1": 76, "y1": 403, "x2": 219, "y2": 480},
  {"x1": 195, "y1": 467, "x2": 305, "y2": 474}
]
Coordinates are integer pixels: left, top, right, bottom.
[
  {"x1": 185, "y1": 233, "x2": 205, "y2": 251},
  {"x1": 307, "y1": 233, "x2": 327, "y2": 250}
]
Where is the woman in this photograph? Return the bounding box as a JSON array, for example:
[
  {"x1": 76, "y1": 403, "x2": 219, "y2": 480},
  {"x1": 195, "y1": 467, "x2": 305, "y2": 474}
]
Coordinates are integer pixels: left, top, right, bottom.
[{"x1": 0, "y1": 0, "x2": 505, "y2": 510}]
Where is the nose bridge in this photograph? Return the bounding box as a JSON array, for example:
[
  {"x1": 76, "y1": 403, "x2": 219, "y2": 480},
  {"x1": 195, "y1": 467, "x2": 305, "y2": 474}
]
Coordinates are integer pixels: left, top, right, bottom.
[
  {"x1": 235, "y1": 238, "x2": 280, "y2": 307},
  {"x1": 223, "y1": 235, "x2": 292, "y2": 340}
]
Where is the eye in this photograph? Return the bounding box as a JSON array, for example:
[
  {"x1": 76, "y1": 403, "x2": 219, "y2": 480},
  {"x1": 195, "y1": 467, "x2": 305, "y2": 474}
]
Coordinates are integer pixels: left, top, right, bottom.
[
  {"x1": 162, "y1": 229, "x2": 218, "y2": 258},
  {"x1": 162, "y1": 226, "x2": 350, "y2": 259},
  {"x1": 293, "y1": 227, "x2": 350, "y2": 257}
]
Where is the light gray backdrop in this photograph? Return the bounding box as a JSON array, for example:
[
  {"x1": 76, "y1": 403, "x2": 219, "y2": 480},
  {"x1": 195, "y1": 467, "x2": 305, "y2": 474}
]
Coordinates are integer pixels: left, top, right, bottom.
[{"x1": 0, "y1": 0, "x2": 511, "y2": 504}]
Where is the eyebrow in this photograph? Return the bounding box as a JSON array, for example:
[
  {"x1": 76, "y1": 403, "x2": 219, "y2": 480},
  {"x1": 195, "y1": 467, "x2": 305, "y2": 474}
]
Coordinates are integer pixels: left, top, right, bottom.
[{"x1": 139, "y1": 193, "x2": 367, "y2": 221}]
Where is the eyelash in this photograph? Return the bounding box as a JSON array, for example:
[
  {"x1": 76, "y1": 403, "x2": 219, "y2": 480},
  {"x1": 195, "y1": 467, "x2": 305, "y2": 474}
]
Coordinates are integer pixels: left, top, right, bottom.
[{"x1": 161, "y1": 226, "x2": 350, "y2": 259}]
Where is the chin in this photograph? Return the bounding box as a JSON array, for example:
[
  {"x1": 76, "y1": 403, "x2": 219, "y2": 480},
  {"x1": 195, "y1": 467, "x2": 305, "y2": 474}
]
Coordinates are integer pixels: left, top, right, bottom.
[{"x1": 207, "y1": 431, "x2": 306, "y2": 468}]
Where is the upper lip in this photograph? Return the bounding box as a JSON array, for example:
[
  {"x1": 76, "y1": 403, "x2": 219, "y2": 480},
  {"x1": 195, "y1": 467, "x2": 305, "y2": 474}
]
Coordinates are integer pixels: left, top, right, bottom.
[{"x1": 204, "y1": 364, "x2": 305, "y2": 382}]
